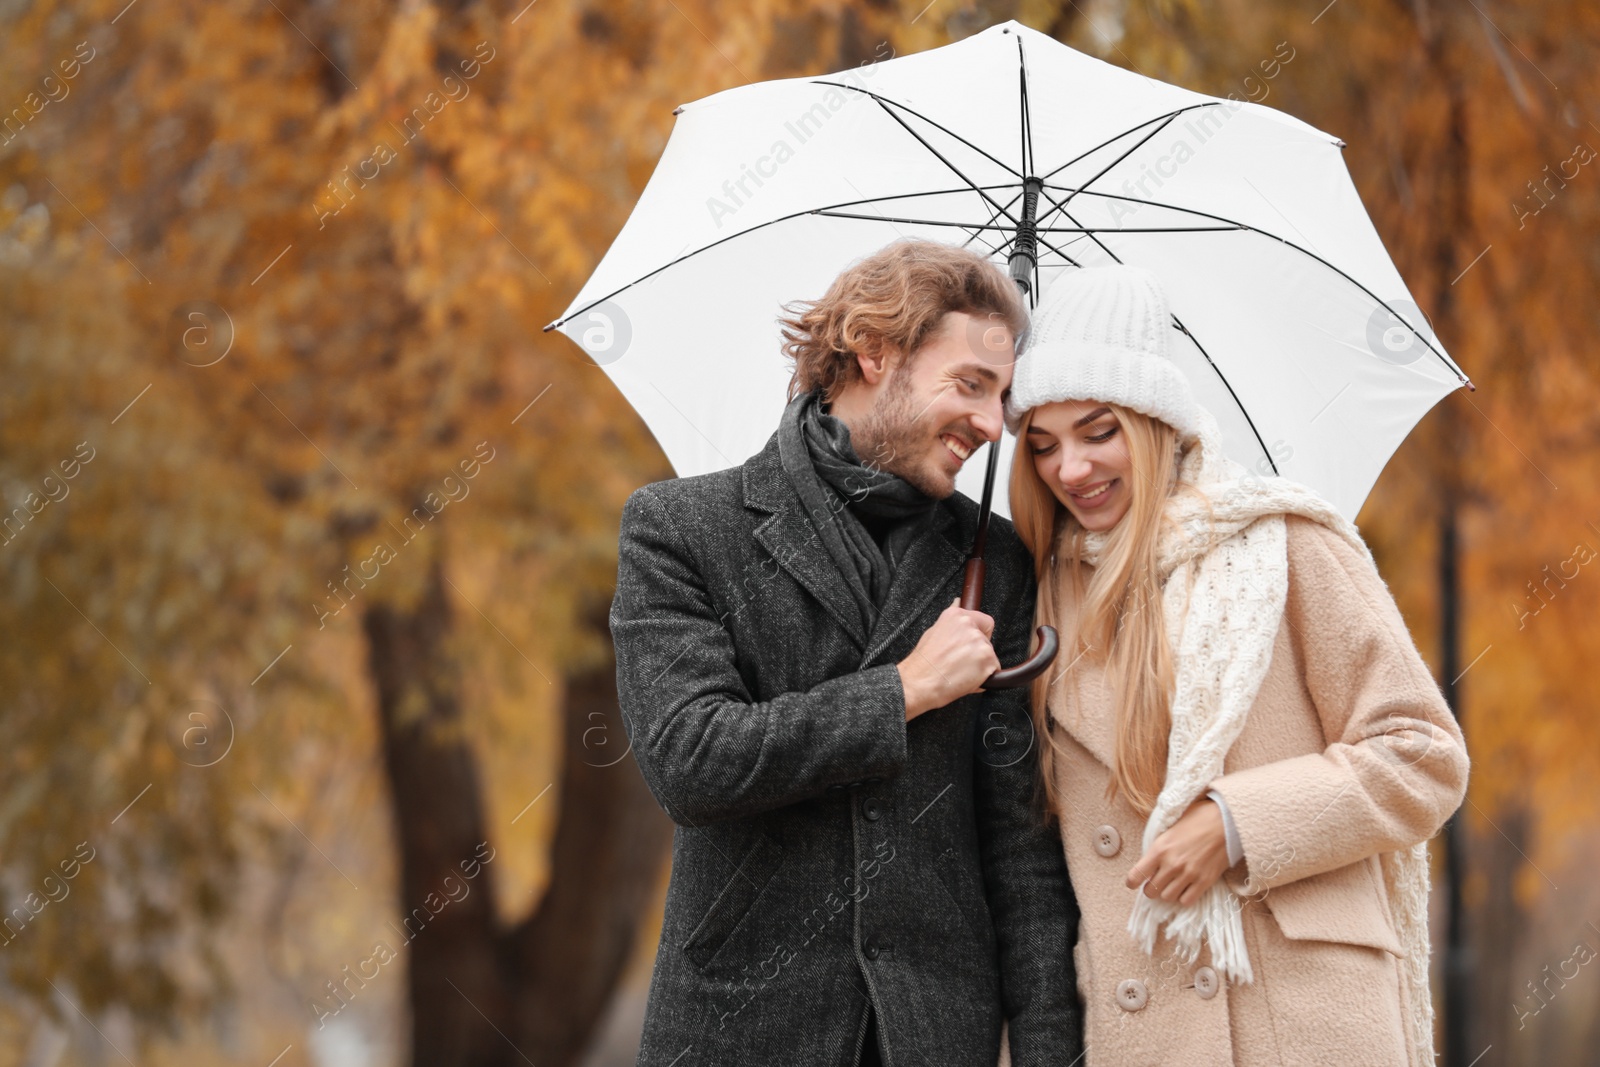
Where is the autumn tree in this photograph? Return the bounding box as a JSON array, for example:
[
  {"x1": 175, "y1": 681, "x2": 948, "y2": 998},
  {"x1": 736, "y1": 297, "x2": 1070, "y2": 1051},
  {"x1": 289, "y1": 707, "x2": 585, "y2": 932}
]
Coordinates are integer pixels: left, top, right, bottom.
[{"x1": 5, "y1": 0, "x2": 1597, "y2": 1064}]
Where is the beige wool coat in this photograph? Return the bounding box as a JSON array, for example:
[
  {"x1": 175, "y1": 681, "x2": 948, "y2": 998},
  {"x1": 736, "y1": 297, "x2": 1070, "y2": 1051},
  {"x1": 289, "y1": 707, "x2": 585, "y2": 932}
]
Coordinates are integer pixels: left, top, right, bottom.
[{"x1": 1015, "y1": 514, "x2": 1469, "y2": 1067}]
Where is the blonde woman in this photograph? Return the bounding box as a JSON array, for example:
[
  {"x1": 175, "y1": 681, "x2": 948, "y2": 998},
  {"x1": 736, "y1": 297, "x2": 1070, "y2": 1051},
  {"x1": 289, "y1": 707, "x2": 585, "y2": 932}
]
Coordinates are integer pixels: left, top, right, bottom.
[{"x1": 1003, "y1": 265, "x2": 1468, "y2": 1067}]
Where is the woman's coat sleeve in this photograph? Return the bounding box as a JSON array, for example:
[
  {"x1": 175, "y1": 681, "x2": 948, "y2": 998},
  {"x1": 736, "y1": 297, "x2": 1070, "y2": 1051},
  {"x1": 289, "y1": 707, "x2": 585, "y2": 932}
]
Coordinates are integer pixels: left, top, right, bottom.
[{"x1": 1207, "y1": 516, "x2": 1470, "y2": 893}]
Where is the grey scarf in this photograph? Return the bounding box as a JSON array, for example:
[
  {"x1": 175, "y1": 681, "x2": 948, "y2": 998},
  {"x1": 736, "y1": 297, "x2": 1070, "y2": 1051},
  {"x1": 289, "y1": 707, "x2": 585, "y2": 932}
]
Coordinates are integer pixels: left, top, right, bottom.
[{"x1": 776, "y1": 390, "x2": 936, "y2": 641}]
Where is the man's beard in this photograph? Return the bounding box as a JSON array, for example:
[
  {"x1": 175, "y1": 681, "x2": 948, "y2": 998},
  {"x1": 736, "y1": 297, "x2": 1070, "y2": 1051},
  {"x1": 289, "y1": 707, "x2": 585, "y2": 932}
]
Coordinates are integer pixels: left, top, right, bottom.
[{"x1": 846, "y1": 369, "x2": 954, "y2": 499}]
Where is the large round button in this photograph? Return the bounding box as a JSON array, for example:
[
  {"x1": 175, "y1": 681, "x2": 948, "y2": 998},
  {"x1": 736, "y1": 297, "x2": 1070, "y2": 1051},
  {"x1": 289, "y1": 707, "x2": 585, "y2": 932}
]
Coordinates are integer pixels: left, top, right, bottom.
[
  {"x1": 1116, "y1": 979, "x2": 1148, "y2": 1012},
  {"x1": 863, "y1": 940, "x2": 881, "y2": 961},
  {"x1": 1093, "y1": 825, "x2": 1121, "y2": 858},
  {"x1": 861, "y1": 798, "x2": 882, "y2": 821},
  {"x1": 1193, "y1": 966, "x2": 1219, "y2": 1000}
]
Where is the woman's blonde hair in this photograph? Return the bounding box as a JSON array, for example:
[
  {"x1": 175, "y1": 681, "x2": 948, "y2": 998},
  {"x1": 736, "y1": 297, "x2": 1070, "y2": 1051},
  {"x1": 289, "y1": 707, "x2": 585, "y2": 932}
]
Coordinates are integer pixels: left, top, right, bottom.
[{"x1": 1009, "y1": 402, "x2": 1187, "y2": 820}]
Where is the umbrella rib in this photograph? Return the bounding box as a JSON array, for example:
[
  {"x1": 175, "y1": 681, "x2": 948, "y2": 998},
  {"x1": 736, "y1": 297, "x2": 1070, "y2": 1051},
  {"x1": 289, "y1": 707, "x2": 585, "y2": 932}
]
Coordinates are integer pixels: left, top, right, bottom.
[
  {"x1": 1032, "y1": 187, "x2": 1469, "y2": 382},
  {"x1": 813, "y1": 80, "x2": 1021, "y2": 225},
  {"x1": 1051, "y1": 200, "x2": 1281, "y2": 471},
  {"x1": 964, "y1": 231, "x2": 1003, "y2": 257},
  {"x1": 961, "y1": 187, "x2": 1025, "y2": 255},
  {"x1": 1037, "y1": 224, "x2": 1241, "y2": 233},
  {"x1": 544, "y1": 185, "x2": 1022, "y2": 330},
  {"x1": 818, "y1": 182, "x2": 1014, "y2": 205},
  {"x1": 1172, "y1": 318, "x2": 1278, "y2": 475},
  {"x1": 1033, "y1": 178, "x2": 1081, "y2": 238},
  {"x1": 1034, "y1": 231, "x2": 1085, "y2": 268},
  {"x1": 952, "y1": 181, "x2": 1083, "y2": 278},
  {"x1": 1033, "y1": 111, "x2": 1189, "y2": 229},
  {"x1": 961, "y1": 192, "x2": 1020, "y2": 257},
  {"x1": 1016, "y1": 33, "x2": 1035, "y2": 178},
  {"x1": 1028, "y1": 114, "x2": 1466, "y2": 380},
  {"x1": 869, "y1": 99, "x2": 1020, "y2": 226},
  {"x1": 817, "y1": 213, "x2": 1237, "y2": 234},
  {"x1": 838, "y1": 181, "x2": 1027, "y2": 257},
  {"x1": 812, "y1": 79, "x2": 1023, "y2": 180},
  {"x1": 815, "y1": 210, "x2": 1029, "y2": 229},
  {"x1": 1035, "y1": 102, "x2": 1218, "y2": 187}
]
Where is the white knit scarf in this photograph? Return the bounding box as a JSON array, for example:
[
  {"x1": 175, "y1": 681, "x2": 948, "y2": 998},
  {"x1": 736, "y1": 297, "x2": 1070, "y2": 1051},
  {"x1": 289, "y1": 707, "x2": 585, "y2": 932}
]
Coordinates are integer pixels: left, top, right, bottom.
[{"x1": 1074, "y1": 408, "x2": 1435, "y2": 1066}]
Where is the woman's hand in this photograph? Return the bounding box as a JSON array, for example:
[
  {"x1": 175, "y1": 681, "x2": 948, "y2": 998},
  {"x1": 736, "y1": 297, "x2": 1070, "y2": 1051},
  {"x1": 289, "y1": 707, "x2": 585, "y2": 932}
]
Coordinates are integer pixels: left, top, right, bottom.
[{"x1": 1125, "y1": 798, "x2": 1232, "y2": 906}]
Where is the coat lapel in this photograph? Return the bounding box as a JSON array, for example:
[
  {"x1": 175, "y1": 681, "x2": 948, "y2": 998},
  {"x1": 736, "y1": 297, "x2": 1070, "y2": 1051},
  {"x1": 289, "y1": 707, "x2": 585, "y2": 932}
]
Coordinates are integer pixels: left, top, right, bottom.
[
  {"x1": 743, "y1": 433, "x2": 871, "y2": 648},
  {"x1": 1048, "y1": 667, "x2": 1119, "y2": 771},
  {"x1": 859, "y1": 508, "x2": 967, "y2": 668},
  {"x1": 742, "y1": 431, "x2": 971, "y2": 657}
]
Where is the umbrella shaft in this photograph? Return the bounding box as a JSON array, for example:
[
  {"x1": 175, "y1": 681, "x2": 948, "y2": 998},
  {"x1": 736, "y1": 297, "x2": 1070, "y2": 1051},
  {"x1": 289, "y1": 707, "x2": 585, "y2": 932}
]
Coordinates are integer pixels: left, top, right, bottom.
[{"x1": 1007, "y1": 176, "x2": 1043, "y2": 296}]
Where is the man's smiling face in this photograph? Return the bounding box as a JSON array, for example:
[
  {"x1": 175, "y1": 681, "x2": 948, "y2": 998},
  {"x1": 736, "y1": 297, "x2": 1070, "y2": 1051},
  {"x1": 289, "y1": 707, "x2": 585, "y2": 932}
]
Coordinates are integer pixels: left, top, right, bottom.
[{"x1": 844, "y1": 310, "x2": 1015, "y2": 500}]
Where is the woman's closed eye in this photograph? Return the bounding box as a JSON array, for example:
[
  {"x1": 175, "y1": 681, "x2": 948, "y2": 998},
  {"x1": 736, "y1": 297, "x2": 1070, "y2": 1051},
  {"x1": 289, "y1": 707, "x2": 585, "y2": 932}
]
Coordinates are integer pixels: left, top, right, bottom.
[{"x1": 1030, "y1": 423, "x2": 1117, "y2": 456}]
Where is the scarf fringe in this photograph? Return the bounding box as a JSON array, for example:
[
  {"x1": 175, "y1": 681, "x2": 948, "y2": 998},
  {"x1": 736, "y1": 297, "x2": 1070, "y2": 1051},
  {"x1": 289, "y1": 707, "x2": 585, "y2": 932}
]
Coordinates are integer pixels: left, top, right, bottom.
[
  {"x1": 1127, "y1": 881, "x2": 1256, "y2": 984},
  {"x1": 1387, "y1": 841, "x2": 1436, "y2": 1067}
]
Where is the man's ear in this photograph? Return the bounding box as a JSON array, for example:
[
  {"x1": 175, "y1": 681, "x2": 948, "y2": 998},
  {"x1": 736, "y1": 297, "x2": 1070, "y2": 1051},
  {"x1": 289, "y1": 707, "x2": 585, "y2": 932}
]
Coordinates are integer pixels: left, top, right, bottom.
[{"x1": 855, "y1": 334, "x2": 901, "y2": 385}]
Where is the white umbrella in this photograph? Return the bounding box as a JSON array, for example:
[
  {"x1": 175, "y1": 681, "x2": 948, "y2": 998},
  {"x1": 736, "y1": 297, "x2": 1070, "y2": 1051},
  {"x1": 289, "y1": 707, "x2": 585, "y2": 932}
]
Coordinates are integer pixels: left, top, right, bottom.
[{"x1": 546, "y1": 19, "x2": 1470, "y2": 522}]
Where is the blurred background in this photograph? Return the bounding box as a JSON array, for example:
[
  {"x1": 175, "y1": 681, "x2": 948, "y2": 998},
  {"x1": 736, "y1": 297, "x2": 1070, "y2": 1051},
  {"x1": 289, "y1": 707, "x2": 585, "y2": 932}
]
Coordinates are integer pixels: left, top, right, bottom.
[{"x1": 1, "y1": 0, "x2": 1596, "y2": 1065}]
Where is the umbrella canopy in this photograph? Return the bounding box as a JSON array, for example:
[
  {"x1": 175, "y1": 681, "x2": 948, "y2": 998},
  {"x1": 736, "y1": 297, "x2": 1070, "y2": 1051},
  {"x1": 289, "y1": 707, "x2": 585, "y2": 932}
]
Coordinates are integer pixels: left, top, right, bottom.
[{"x1": 547, "y1": 19, "x2": 1469, "y2": 521}]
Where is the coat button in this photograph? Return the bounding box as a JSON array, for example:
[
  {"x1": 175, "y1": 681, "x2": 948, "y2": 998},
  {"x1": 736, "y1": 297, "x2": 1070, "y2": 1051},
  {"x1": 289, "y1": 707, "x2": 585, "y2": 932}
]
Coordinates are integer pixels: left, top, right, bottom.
[
  {"x1": 1116, "y1": 978, "x2": 1148, "y2": 1012},
  {"x1": 1093, "y1": 825, "x2": 1121, "y2": 858},
  {"x1": 863, "y1": 939, "x2": 881, "y2": 961},
  {"x1": 861, "y1": 798, "x2": 882, "y2": 821},
  {"x1": 1193, "y1": 966, "x2": 1219, "y2": 999}
]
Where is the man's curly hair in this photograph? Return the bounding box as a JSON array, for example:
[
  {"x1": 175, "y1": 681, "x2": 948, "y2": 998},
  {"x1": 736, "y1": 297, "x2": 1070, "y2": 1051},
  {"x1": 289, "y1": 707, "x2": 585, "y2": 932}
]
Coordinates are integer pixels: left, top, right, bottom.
[{"x1": 779, "y1": 239, "x2": 1029, "y2": 403}]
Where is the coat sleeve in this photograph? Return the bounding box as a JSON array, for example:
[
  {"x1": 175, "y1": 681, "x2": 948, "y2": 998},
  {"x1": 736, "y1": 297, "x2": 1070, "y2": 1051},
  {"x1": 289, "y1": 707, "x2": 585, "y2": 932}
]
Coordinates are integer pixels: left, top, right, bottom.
[
  {"x1": 972, "y1": 559, "x2": 1084, "y2": 1065},
  {"x1": 610, "y1": 485, "x2": 909, "y2": 827},
  {"x1": 1208, "y1": 516, "x2": 1470, "y2": 894}
]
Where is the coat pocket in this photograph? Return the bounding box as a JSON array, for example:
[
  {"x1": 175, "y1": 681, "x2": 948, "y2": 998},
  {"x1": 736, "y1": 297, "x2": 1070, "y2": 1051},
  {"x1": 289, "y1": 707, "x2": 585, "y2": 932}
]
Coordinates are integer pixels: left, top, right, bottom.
[
  {"x1": 1260, "y1": 856, "x2": 1404, "y2": 957},
  {"x1": 933, "y1": 846, "x2": 995, "y2": 952},
  {"x1": 682, "y1": 834, "x2": 785, "y2": 971}
]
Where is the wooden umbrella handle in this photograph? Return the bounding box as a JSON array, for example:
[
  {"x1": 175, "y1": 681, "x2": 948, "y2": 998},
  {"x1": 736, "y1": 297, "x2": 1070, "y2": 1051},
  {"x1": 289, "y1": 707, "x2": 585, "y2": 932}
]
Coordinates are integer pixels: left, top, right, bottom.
[
  {"x1": 986, "y1": 626, "x2": 1059, "y2": 690},
  {"x1": 959, "y1": 557, "x2": 986, "y2": 612},
  {"x1": 960, "y1": 557, "x2": 1060, "y2": 690}
]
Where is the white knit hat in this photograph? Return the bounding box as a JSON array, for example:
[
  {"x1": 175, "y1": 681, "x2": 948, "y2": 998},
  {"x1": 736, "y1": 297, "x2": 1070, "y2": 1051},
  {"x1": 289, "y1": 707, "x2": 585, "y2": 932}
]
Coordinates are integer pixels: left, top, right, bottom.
[{"x1": 1004, "y1": 264, "x2": 1201, "y2": 441}]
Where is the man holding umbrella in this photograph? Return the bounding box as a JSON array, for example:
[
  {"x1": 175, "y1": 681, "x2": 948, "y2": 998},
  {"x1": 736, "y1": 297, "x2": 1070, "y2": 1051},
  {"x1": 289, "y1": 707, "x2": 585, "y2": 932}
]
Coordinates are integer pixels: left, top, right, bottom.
[{"x1": 611, "y1": 239, "x2": 1082, "y2": 1067}]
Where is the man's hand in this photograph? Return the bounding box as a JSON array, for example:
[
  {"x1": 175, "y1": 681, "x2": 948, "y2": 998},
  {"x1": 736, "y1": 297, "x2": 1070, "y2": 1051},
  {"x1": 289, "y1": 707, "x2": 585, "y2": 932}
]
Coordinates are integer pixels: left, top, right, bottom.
[
  {"x1": 897, "y1": 598, "x2": 1000, "y2": 721},
  {"x1": 1124, "y1": 798, "x2": 1231, "y2": 906}
]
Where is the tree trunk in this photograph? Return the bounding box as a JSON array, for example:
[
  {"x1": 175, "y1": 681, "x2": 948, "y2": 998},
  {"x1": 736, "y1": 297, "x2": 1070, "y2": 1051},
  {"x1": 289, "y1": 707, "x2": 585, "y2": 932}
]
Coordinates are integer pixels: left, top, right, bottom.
[
  {"x1": 1465, "y1": 805, "x2": 1528, "y2": 1063},
  {"x1": 365, "y1": 554, "x2": 507, "y2": 1066},
  {"x1": 1438, "y1": 500, "x2": 1472, "y2": 1067},
  {"x1": 507, "y1": 602, "x2": 672, "y2": 1066},
  {"x1": 366, "y1": 565, "x2": 670, "y2": 1067},
  {"x1": 1409, "y1": 5, "x2": 1474, "y2": 1059}
]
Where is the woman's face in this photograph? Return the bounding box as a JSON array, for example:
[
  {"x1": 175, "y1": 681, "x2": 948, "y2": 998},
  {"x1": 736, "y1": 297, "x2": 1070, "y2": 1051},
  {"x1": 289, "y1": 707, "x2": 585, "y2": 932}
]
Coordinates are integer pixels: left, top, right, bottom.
[{"x1": 1025, "y1": 399, "x2": 1134, "y2": 532}]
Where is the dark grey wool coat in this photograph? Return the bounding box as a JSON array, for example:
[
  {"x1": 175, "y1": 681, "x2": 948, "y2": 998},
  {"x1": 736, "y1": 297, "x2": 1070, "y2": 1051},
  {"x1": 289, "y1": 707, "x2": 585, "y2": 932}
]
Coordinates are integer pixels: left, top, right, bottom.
[{"x1": 611, "y1": 428, "x2": 1083, "y2": 1067}]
